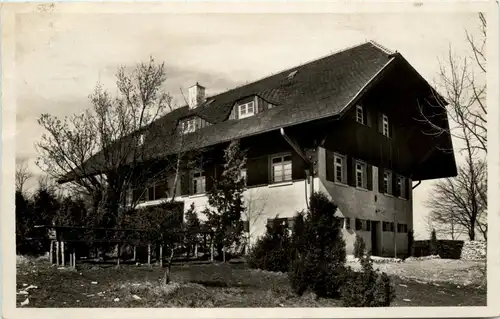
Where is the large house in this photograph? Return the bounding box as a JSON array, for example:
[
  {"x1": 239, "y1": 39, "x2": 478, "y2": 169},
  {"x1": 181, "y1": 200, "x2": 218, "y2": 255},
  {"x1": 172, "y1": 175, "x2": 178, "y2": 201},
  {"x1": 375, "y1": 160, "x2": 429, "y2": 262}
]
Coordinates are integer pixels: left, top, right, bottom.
[{"x1": 60, "y1": 41, "x2": 457, "y2": 256}]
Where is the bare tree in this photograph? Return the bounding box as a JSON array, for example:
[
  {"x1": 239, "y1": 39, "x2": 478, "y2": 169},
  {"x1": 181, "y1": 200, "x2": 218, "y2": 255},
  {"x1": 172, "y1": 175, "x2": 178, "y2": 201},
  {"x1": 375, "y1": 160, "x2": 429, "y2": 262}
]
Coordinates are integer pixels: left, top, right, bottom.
[
  {"x1": 15, "y1": 160, "x2": 33, "y2": 193},
  {"x1": 417, "y1": 13, "x2": 487, "y2": 155},
  {"x1": 36, "y1": 57, "x2": 192, "y2": 228},
  {"x1": 243, "y1": 192, "x2": 269, "y2": 246},
  {"x1": 426, "y1": 156, "x2": 487, "y2": 241},
  {"x1": 421, "y1": 14, "x2": 488, "y2": 241}
]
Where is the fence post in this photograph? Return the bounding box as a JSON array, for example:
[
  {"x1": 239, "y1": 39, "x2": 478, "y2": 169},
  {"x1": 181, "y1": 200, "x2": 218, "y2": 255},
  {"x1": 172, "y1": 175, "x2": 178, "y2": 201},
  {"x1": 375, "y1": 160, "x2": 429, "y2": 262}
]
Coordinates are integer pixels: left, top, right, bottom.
[
  {"x1": 210, "y1": 240, "x2": 214, "y2": 262},
  {"x1": 147, "y1": 243, "x2": 151, "y2": 266},
  {"x1": 116, "y1": 243, "x2": 120, "y2": 267},
  {"x1": 72, "y1": 247, "x2": 76, "y2": 269},
  {"x1": 56, "y1": 241, "x2": 60, "y2": 265},
  {"x1": 49, "y1": 241, "x2": 54, "y2": 264},
  {"x1": 133, "y1": 246, "x2": 137, "y2": 261},
  {"x1": 61, "y1": 241, "x2": 65, "y2": 266},
  {"x1": 159, "y1": 244, "x2": 163, "y2": 267},
  {"x1": 195, "y1": 243, "x2": 198, "y2": 258}
]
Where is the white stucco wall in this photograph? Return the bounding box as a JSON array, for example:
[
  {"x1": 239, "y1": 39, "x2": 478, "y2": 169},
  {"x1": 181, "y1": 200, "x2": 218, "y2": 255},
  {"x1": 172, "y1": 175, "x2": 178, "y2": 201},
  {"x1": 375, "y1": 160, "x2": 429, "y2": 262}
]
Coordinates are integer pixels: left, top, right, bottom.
[{"x1": 136, "y1": 147, "x2": 413, "y2": 256}]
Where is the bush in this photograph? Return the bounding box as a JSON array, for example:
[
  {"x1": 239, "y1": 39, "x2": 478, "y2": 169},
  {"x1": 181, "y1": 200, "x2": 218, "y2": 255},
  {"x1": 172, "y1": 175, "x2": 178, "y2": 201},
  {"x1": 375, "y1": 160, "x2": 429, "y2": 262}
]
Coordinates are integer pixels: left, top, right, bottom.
[
  {"x1": 354, "y1": 234, "x2": 366, "y2": 259},
  {"x1": 247, "y1": 217, "x2": 292, "y2": 273},
  {"x1": 288, "y1": 192, "x2": 346, "y2": 298},
  {"x1": 340, "y1": 255, "x2": 395, "y2": 307}
]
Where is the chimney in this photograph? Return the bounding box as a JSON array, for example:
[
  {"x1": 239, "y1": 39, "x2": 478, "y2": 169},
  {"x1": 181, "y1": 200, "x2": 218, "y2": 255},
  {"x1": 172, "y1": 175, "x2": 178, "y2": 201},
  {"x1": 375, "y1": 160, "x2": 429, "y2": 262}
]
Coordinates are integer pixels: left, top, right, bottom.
[{"x1": 188, "y1": 82, "x2": 205, "y2": 109}]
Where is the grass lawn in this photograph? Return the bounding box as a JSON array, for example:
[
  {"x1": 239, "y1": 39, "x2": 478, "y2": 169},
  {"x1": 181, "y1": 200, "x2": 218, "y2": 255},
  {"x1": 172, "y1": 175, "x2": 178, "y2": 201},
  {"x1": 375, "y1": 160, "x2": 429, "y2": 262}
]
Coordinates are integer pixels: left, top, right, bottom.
[{"x1": 16, "y1": 258, "x2": 486, "y2": 308}]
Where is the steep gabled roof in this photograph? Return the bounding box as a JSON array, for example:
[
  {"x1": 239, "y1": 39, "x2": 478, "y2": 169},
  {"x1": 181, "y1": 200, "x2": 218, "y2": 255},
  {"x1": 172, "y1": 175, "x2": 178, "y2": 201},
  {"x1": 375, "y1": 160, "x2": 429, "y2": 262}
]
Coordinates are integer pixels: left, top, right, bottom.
[{"x1": 58, "y1": 41, "x2": 404, "y2": 183}]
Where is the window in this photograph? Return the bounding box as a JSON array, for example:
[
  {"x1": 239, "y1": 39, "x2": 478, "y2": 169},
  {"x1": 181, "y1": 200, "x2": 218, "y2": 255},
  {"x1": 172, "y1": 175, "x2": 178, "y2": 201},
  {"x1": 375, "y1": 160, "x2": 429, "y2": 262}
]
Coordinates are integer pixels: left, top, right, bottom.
[
  {"x1": 365, "y1": 220, "x2": 371, "y2": 231},
  {"x1": 333, "y1": 154, "x2": 346, "y2": 183},
  {"x1": 192, "y1": 170, "x2": 206, "y2": 194},
  {"x1": 241, "y1": 168, "x2": 247, "y2": 186},
  {"x1": 355, "y1": 218, "x2": 362, "y2": 231},
  {"x1": 356, "y1": 105, "x2": 364, "y2": 124},
  {"x1": 397, "y1": 223, "x2": 408, "y2": 233},
  {"x1": 355, "y1": 161, "x2": 367, "y2": 188},
  {"x1": 344, "y1": 217, "x2": 351, "y2": 230},
  {"x1": 182, "y1": 118, "x2": 196, "y2": 134},
  {"x1": 382, "y1": 114, "x2": 390, "y2": 137},
  {"x1": 383, "y1": 170, "x2": 392, "y2": 194},
  {"x1": 356, "y1": 219, "x2": 371, "y2": 231},
  {"x1": 383, "y1": 221, "x2": 392, "y2": 232},
  {"x1": 125, "y1": 188, "x2": 133, "y2": 206},
  {"x1": 239, "y1": 101, "x2": 255, "y2": 119},
  {"x1": 271, "y1": 154, "x2": 292, "y2": 183},
  {"x1": 395, "y1": 175, "x2": 405, "y2": 198}
]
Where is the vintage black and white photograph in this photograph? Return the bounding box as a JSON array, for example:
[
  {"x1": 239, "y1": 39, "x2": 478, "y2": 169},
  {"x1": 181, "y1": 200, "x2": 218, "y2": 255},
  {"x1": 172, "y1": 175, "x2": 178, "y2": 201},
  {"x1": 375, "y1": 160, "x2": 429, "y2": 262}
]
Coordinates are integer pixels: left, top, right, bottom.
[{"x1": 1, "y1": 2, "x2": 498, "y2": 317}]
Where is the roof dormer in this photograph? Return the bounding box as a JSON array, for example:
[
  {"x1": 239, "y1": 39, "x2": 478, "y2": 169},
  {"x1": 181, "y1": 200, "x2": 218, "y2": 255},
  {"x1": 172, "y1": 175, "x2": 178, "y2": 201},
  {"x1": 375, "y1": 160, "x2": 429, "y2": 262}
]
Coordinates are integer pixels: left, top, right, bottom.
[{"x1": 179, "y1": 115, "x2": 211, "y2": 135}]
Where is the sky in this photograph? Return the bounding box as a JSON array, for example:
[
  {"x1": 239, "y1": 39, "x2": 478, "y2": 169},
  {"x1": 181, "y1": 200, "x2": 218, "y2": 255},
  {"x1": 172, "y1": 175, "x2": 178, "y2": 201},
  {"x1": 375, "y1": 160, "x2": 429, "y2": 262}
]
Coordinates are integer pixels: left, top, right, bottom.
[{"x1": 14, "y1": 11, "x2": 482, "y2": 239}]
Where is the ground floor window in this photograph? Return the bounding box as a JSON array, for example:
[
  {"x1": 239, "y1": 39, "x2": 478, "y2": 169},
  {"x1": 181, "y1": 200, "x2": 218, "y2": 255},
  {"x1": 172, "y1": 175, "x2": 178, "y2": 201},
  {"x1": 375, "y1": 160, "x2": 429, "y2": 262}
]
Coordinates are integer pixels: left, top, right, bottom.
[
  {"x1": 344, "y1": 217, "x2": 351, "y2": 229},
  {"x1": 383, "y1": 221, "x2": 395, "y2": 232},
  {"x1": 397, "y1": 223, "x2": 408, "y2": 233},
  {"x1": 355, "y1": 218, "x2": 371, "y2": 231},
  {"x1": 192, "y1": 170, "x2": 206, "y2": 194}
]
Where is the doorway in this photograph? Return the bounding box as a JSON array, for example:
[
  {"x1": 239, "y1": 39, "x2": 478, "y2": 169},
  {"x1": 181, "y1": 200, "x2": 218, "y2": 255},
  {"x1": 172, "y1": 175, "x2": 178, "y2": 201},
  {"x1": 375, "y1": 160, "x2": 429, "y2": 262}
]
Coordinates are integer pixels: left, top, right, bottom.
[{"x1": 371, "y1": 221, "x2": 380, "y2": 256}]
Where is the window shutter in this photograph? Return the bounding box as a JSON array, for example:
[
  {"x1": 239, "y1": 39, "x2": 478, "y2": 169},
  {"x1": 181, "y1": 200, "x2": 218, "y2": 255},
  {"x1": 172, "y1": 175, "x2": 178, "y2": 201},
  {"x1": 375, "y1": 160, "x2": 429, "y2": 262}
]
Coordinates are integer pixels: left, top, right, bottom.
[
  {"x1": 405, "y1": 177, "x2": 411, "y2": 199},
  {"x1": 247, "y1": 156, "x2": 269, "y2": 186},
  {"x1": 367, "y1": 164, "x2": 373, "y2": 190},
  {"x1": 391, "y1": 172, "x2": 397, "y2": 196},
  {"x1": 291, "y1": 151, "x2": 305, "y2": 180},
  {"x1": 355, "y1": 218, "x2": 362, "y2": 231},
  {"x1": 378, "y1": 166, "x2": 384, "y2": 193},
  {"x1": 326, "y1": 150, "x2": 334, "y2": 181},
  {"x1": 364, "y1": 107, "x2": 369, "y2": 126},
  {"x1": 347, "y1": 156, "x2": 355, "y2": 186},
  {"x1": 180, "y1": 171, "x2": 190, "y2": 196},
  {"x1": 377, "y1": 113, "x2": 383, "y2": 134}
]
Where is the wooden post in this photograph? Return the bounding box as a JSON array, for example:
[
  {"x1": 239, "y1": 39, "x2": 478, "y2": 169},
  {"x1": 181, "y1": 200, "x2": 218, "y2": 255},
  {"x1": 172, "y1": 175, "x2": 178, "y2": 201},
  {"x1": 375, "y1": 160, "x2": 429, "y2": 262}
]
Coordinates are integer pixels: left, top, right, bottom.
[
  {"x1": 72, "y1": 247, "x2": 76, "y2": 269},
  {"x1": 49, "y1": 241, "x2": 54, "y2": 264},
  {"x1": 61, "y1": 241, "x2": 65, "y2": 266},
  {"x1": 116, "y1": 244, "x2": 120, "y2": 267},
  {"x1": 210, "y1": 240, "x2": 214, "y2": 262},
  {"x1": 69, "y1": 247, "x2": 73, "y2": 268},
  {"x1": 133, "y1": 246, "x2": 137, "y2": 261},
  {"x1": 56, "y1": 241, "x2": 60, "y2": 265},
  {"x1": 159, "y1": 245, "x2": 163, "y2": 267},
  {"x1": 194, "y1": 243, "x2": 198, "y2": 258},
  {"x1": 147, "y1": 243, "x2": 151, "y2": 266}
]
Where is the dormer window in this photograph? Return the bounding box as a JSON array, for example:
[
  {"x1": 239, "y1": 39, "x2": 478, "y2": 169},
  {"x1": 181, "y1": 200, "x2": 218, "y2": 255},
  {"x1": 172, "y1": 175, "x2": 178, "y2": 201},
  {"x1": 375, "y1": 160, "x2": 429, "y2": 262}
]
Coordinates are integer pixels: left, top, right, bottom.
[
  {"x1": 239, "y1": 101, "x2": 255, "y2": 119},
  {"x1": 182, "y1": 118, "x2": 196, "y2": 134}
]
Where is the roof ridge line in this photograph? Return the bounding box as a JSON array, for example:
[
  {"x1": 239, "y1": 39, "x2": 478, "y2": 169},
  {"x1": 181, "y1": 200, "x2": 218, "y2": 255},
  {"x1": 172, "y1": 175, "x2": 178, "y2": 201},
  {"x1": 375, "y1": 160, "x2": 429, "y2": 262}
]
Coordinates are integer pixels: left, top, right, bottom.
[
  {"x1": 204, "y1": 41, "x2": 373, "y2": 99},
  {"x1": 368, "y1": 40, "x2": 394, "y2": 55}
]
